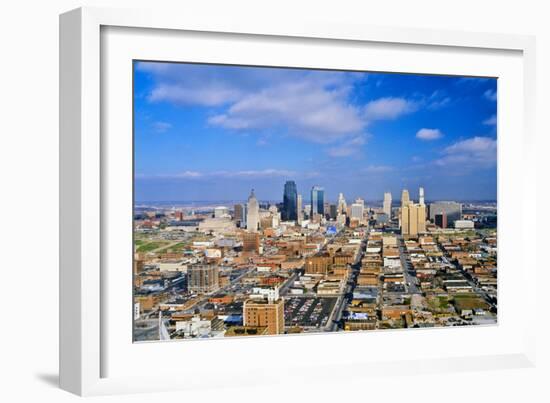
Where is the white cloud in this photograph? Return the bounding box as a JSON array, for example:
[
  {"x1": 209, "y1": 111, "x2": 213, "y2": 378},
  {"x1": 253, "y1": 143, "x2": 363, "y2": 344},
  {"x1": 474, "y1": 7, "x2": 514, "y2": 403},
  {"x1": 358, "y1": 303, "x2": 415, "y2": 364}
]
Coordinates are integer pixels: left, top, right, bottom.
[
  {"x1": 174, "y1": 171, "x2": 203, "y2": 178},
  {"x1": 435, "y1": 136, "x2": 497, "y2": 169},
  {"x1": 208, "y1": 76, "x2": 366, "y2": 144},
  {"x1": 139, "y1": 62, "x2": 368, "y2": 145},
  {"x1": 362, "y1": 165, "x2": 394, "y2": 173},
  {"x1": 327, "y1": 136, "x2": 366, "y2": 157},
  {"x1": 483, "y1": 115, "x2": 497, "y2": 126},
  {"x1": 364, "y1": 97, "x2": 417, "y2": 120},
  {"x1": 152, "y1": 121, "x2": 172, "y2": 133},
  {"x1": 148, "y1": 84, "x2": 241, "y2": 106},
  {"x1": 484, "y1": 89, "x2": 497, "y2": 101},
  {"x1": 416, "y1": 128, "x2": 443, "y2": 141},
  {"x1": 426, "y1": 91, "x2": 451, "y2": 110}
]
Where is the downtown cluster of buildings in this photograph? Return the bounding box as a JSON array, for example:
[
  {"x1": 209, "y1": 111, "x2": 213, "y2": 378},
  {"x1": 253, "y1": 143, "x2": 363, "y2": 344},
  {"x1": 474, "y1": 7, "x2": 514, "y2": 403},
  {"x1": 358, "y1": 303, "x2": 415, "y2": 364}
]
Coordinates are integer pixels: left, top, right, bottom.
[{"x1": 133, "y1": 183, "x2": 497, "y2": 341}]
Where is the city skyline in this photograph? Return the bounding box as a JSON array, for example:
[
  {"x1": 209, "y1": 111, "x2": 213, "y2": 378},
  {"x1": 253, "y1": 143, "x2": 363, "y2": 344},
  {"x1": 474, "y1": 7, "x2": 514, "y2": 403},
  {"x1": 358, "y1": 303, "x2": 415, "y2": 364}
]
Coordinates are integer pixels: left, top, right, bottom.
[{"x1": 134, "y1": 62, "x2": 497, "y2": 202}]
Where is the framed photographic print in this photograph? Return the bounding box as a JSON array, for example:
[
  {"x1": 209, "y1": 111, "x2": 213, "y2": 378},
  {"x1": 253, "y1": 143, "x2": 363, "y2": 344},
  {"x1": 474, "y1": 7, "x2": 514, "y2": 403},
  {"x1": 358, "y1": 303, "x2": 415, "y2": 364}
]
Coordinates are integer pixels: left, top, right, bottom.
[
  {"x1": 60, "y1": 6, "x2": 537, "y2": 396},
  {"x1": 132, "y1": 60, "x2": 498, "y2": 343}
]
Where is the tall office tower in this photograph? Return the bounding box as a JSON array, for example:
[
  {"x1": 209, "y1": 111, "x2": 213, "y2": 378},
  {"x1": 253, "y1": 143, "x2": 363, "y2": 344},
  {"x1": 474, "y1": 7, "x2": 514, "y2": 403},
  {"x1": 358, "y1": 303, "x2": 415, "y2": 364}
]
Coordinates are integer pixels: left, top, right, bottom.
[
  {"x1": 235, "y1": 204, "x2": 248, "y2": 227},
  {"x1": 282, "y1": 180, "x2": 297, "y2": 221},
  {"x1": 419, "y1": 187, "x2": 425, "y2": 206},
  {"x1": 417, "y1": 204, "x2": 427, "y2": 233},
  {"x1": 246, "y1": 189, "x2": 259, "y2": 232},
  {"x1": 329, "y1": 204, "x2": 338, "y2": 219},
  {"x1": 350, "y1": 202, "x2": 364, "y2": 222},
  {"x1": 401, "y1": 203, "x2": 427, "y2": 237},
  {"x1": 401, "y1": 189, "x2": 411, "y2": 207},
  {"x1": 187, "y1": 264, "x2": 219, "y2": 293},
  {"x1": 243, "y1": 298, "x2": 285, "y2": 335},
  {"x1": 429, "y1": 201, "x2": 462, "y2": 226},
  {"x1": 383, "y1": 192, "x2": 392, "y2": 218},
  {"x1": 324, "y1": 202, "x2": 330, "y2": 217},
  {"x1": 297, "y1": 194, "x2": 303, "y2": 224},
  {"x1": 311, "y1": 186, "x2": 325, "y2": 215},
  {"x1": 435, "y1": 212, "x2": 447, "y2": 228},
  {"x1": 337, "y1": 193, "x2": 347, "y2": 214}
]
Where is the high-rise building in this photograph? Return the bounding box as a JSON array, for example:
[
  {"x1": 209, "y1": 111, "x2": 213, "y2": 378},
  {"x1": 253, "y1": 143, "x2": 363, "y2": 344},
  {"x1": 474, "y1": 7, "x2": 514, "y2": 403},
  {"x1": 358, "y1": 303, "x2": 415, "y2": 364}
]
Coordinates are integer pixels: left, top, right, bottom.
[
  {"x1": 323, "y1": 202, "x2": 330, "y2": 217},
  {"x1": 246, "y1": 189, "x2": 259, "y2": 232},
  {"x1": 419, "y1": 187, "x2": 425, "y2": 206},
  {"x1": 350, "y1": 202, "x2": 364, "y2": 222},
  {"x1": 242, "y1": 232, "x2": 260, "y2": 253},
  {"x1": 329, "y1": 204, "x2": 338, "y2": 219},
  {"x1": 383, "y1": 192, "x2": 392, "y2": 218},
  {"x1": 401, "y1": 189, "x2": 411, "y2": 207},
  {"x1": 311, "y1": 186, "x2": 325, "y2": 216},
  {"x1": 429, "y1": 201, "x2": 462, "y2": 225},
  {"x1": 282, "y1": 181, "x2": 297, "y2": 221},
  {"x1": 243, "y1": 298, "x2": 285, "y2": 335},
  {"x1": 297, "y1": 194, "x2": 303, "y2": 224},
  {"x1": 401, "y1": 203, "x2": 427, "y2": 237},
  {"x1": 435, "y1": 212, "x2": 447, "y2": 228},
  {"x1": 337, "y1": 193, "x2": 347, "y2": 215},
  {"x1": 234, "y1": 203, "x2": 246, "y2": 227},
  {"x1": 187, "y1": 264, "x2": 219, "y2": 293}
]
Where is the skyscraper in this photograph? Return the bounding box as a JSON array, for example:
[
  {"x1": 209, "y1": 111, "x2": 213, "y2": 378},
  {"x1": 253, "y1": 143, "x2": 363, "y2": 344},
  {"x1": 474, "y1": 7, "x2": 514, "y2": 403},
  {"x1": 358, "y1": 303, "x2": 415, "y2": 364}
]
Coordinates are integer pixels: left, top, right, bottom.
[
  {"x1": 350, "y1": 202, "x2": 364, "y2": 222},
  {"x1": 383, "y1": 192, "x2": 392, "y2": 218},
  {"x1": 401, "y1": 189, "x2": 411, "y2": 207},
  {"x1": 311, "y1": 186, "x2": 325, "y2": 216},
  {"x1": 419, "y1": 187, "x2": 425, "y2": 206},
  {"x1": 234, "y1": 204, "x2": 245, "y2": 225},
  {"x1": 246, "y1": 189, "x2": 259, "y2": 232},
  {"x1": 399, "y1": 188, "x2": 427, "y2": 237},
  {"x1": 282, "y1": 180, "x2": 298, "y2": 221},
  {"x1": 297, "y1": 194, "x2": 303, "y2": 224},
  {"x1": 337, "y1": 193, "x2": 347, "y2": 214}
]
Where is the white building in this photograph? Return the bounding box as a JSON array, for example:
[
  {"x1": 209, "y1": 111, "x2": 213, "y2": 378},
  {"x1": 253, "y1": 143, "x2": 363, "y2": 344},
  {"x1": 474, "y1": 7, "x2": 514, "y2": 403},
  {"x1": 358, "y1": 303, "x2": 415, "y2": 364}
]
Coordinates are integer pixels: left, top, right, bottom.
[
  {"x1": 337, "y1": 193, "x2": 347, "y2": 214},
  {"x1": 175, "y1": 316, "x2": 212, "y2": 338},
  {"x1": 383, "y1": 192, "x2": 392, "y2": 218},
  {"x1": 454, "y1": 220, "x2": 475, "y2": 229},
  {"x1": 250, "y1": 286, "x2": 280, "y2": 302},
  {"x1": 214, "y1": 206, "x2": 229, "y2": 218},
  {"x1": 350, "y1": 202, "x2": 364, "y2": 222}
]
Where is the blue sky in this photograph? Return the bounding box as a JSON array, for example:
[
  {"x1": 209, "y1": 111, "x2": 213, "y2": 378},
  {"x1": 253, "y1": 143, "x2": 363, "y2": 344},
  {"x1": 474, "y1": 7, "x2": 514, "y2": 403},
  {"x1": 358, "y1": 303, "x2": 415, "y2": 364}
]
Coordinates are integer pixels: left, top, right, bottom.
[{"x1": 134, "y1": 61, "x2": 497, "y2": 203}]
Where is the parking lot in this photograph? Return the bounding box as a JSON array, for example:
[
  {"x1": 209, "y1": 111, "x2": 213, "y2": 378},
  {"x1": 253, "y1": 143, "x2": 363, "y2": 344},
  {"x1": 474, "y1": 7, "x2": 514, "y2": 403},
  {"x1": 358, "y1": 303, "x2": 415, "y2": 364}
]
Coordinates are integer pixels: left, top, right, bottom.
[{"x1": 284, "y1": 297, "x2": 337, "y2": 329}]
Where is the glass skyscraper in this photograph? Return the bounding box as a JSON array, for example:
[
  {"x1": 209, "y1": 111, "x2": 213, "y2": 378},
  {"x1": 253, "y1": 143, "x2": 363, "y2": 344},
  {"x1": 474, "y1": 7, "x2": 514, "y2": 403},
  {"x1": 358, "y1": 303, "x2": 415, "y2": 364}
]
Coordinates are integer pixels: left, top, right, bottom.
[
  {"x1": 282, "y1": 180, "x2": 298, "y2": 221},
  {"x1": 311, "y1": 186, "x2": 325, "y2": 216}
]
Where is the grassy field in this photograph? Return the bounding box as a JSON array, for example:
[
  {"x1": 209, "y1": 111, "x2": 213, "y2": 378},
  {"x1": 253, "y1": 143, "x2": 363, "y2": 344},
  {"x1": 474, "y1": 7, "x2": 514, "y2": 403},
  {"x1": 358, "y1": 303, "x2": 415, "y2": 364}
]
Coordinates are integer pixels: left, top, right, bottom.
[
  {"x1": 427, "y1": 296, "x2": 450, "y2": 313},
  {"x1": 135, "y1": 241, "x2": 170, "y2": 253},
  {"x1": 452, "y1": 294, "x2": 489, "y2": 311}
]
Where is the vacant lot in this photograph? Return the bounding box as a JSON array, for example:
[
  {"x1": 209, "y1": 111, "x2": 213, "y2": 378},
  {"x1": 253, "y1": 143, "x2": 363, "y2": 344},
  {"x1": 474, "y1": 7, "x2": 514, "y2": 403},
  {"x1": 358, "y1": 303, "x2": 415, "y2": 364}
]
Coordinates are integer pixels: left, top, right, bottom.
[{"x1": 452, "y1": 294, "x2": 489, "y2": 311}]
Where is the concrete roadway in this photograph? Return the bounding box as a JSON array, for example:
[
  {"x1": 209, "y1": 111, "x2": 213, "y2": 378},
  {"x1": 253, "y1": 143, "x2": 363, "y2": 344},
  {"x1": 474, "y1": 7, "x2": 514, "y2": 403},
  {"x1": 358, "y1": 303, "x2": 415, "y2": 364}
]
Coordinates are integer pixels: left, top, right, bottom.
[
  {"x1": 326, "y1": 226, "x2": 369, "y2": 331},
  {"x1": 397, "y1": 235, "x2": 421, "y2": 295}
]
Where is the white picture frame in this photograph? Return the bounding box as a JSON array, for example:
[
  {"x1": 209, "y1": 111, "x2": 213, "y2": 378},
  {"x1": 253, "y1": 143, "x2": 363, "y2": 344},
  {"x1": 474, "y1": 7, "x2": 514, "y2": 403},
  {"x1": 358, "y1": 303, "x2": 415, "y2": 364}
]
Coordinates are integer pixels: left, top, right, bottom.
[{"x1": 60, "y1": 6, "x2": 537, "y2": 396}]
